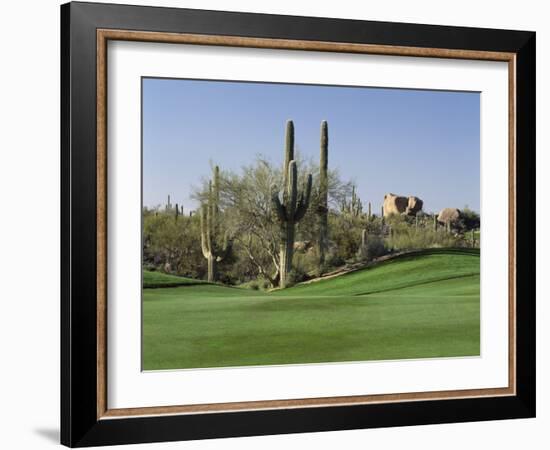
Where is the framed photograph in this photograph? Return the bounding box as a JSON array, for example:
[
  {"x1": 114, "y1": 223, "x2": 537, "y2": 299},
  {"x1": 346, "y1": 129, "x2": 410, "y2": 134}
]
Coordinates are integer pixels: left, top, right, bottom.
[{"x1": 61, "y1": 2, "x2": 535, "y2": 447}]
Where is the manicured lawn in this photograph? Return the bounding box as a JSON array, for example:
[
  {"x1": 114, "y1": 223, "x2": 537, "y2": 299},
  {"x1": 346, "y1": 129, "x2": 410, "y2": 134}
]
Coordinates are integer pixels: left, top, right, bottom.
[
  {"x1": 143, "y1": 270, "x2": 210, "y2": 288},
  {"x1": 142, "y1": 250, "x2": 480, "y2": 370}
]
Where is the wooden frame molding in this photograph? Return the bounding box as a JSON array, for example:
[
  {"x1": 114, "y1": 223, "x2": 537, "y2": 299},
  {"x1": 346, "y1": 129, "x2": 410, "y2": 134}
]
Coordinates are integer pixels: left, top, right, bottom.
[{"x1": 96, "y1": 29, "x2": 517, "y2": 421}]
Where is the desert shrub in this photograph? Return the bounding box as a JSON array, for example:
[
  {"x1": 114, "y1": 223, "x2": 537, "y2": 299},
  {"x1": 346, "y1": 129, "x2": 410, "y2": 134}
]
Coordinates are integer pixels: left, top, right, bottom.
[
  {"x1": 325, "y1": 252, "x2": 346, "y2": 268},
  {"x1": 365, "y1": 235, "x2": 388, "y2": 260},
  {"x1": 364, "y1": 216, "x2": 386, "y2": 235},
  {"x1": 240, "y1": 277, "x2": 271, "y2": 291},
  {"x1": 456, "y1": 207, "x2": 480, "y2": 232},
  {"x1": 242, "y1": 280, "x2": 260, "y2": 290},
  {"x1": 355, "y1": 233, "x2": 388, "y2": 262},
  {"x1": 329, "y1": 213, "x2": 364, "y2": 262},
  {"x1": 315, "y1": 252, "x2": 346, "y2": 276},
  {"x1": 285, "y1": 267, "x2": 309, "y2": 287},
  {"x1": 387, "y1": 226, "x2": 460, "y2": 250},
  {"x1": 292, "y1": 251, "x2": 318, "y2": 277},
  {"x1": 143, "y1": 263, "x2": 157, "y2": 272},
  {"x1": 143, "y1": 210, "x2": 206, "y2": 279}
]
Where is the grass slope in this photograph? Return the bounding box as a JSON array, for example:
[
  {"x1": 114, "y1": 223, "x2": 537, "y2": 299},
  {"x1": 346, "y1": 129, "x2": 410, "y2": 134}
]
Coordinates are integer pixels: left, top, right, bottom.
[
  {"x1": 273, "y1": 249, "x2": 479, "y2": 297},
  {"x1": 142, "y1": 251, "x2": 480, "y2": 370},
  {"x1": 143, "y1": 270, "x2": 210, "y2": 288}
]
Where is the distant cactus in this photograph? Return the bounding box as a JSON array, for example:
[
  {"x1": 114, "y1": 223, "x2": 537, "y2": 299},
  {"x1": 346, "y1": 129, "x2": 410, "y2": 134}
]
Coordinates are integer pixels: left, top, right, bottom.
[
  {"x1": 200, "y1": 166, "x2": 230, "y2": 282},
  {"x1": 351, "y1": 186, "x2": 362, "y2": 216},
  {"x1": 341, "y1": 185, "x2": 362, "y2": 217},
  {"x1": 272, "y1": 120, "x2": 313, "y2": 288},
  {"x1": 175, "y1": 203, "x2": 179, "y2": 222},
  {"x1": 318, "y1": 120, "x2": 329, "y2": 267},
  {"x1": 368, "y1": 202, "x2": 372, "y2": 220}
]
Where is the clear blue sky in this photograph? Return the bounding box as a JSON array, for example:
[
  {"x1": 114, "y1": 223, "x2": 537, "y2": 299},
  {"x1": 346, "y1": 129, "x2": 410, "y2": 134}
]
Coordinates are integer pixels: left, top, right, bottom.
[{"x1": 142, "y1": 78, "x2": 480, "y2": 214}]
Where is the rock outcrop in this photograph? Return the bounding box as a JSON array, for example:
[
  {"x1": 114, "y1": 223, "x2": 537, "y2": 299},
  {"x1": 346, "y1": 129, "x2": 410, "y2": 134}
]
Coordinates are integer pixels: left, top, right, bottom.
[
  {"x1": 437, "y1": 207, "x2": 461, "y2": 224},
  {"x1": 293, "y1": 240, "x2": 313, "y2": 252},
  {"x1": 406, "y1": 196, "x2": 423, "y2": 216},
  {"x1": 383, "y1": 193, "x2": 423, "y2": 217}
]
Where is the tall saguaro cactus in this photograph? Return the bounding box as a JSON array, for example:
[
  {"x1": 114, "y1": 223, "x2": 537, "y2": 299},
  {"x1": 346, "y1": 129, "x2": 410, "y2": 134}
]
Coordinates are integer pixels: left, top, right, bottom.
[
  {"x1": 272, "y1": 120, "x2": 313, "y2": 288},
  {"x1": 200, "y1": 166, "x2": 230, "y2": 282},
  {"x1": 318, "y1": 120, "x2": 329, "y2": 267}
]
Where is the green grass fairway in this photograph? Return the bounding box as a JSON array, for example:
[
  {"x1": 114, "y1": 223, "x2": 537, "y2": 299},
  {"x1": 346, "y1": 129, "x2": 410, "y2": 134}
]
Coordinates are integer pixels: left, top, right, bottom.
[
  {"x1": 142, "y1": 249, "x2": 480, "y2": 370},
  {"x1": 143, "y1": 270, "x2": 210, "y2": 288}
]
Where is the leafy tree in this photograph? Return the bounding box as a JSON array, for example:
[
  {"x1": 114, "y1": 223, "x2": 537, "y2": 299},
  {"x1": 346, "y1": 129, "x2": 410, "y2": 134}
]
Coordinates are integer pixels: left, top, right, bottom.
[{"x1": 193, "y1": 154, "x2": 351, "y2": 287}]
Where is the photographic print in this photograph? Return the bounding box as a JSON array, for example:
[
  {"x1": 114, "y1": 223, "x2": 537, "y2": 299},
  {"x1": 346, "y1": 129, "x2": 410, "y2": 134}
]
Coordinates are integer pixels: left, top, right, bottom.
[
  {"x1": 141, "y1": 78, "x2": 481, "y2": 371},
  {"x1": 62, "y1": 6, "x2": 535, "y2": 444}
]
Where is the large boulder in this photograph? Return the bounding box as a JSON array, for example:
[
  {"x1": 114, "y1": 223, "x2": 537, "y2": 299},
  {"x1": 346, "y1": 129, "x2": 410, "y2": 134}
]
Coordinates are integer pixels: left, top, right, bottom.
[
  {"x1": 383, "y1": 193, "x2": 408, "y2": 216},
  {"x1": 406, "y1": 196, "x2": 423, "y2": 216},
  {"x1": 293, "y1": 240, "x2": 313, "y2": 252},
  {"x1": 383, "y1": 193, "x2": 423, "y2": 217},
  {"x1": 437, "y1": 208, "x2": 461, "y2": 224}
]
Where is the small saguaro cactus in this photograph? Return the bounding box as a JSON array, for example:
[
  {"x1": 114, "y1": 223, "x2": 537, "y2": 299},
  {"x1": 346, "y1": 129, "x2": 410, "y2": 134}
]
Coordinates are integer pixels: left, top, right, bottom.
[
  {"x1": 272, "y1": 120, "x2": 313, "y2": 288},
  {"x1": 200, "y1": 166, "x2": 230, "y2": 282},
  {"x1": 350, "y1": 186, "x2": 362, "y2": 217},
  {"x1": 175, "y1": 203, "x2": 179, "y2": 222},
  {"x1": 433, "y1": 214, "x2": 438, "y2": 231},
  {"x1": 318, "y1": 120, "x2": 329, "y2": 267},
  {"x1": 368, "y1": 202, "x2": 372, "y2": 220},
  {"x1": 357, "y1": 228, "x2": 368, "y2": 260},
  {"x1": 341, "y1": 185, "x2": 363, "y2": 217}
]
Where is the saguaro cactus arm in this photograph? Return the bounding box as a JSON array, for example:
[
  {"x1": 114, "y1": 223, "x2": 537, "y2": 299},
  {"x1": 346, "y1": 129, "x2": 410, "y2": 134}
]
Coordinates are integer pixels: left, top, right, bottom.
[
  {"x1": 294, "y1": 173, "x2": 313, "y2": 222},
  {"x1": 200, "y1": 205, "x2": 211, "y2": 258},
  {"x1": 287, "y1": 160, "x2": 298, "y2": 215},
  {"x1": 214, "y1": 231, "x2": 232, "y2": 262},
  {"x1": 272, "y1": 189, "x2": 287, "y2": 222},
  {"x1": 282, "y1": 120, "x2": 294, "y2": 203}
]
